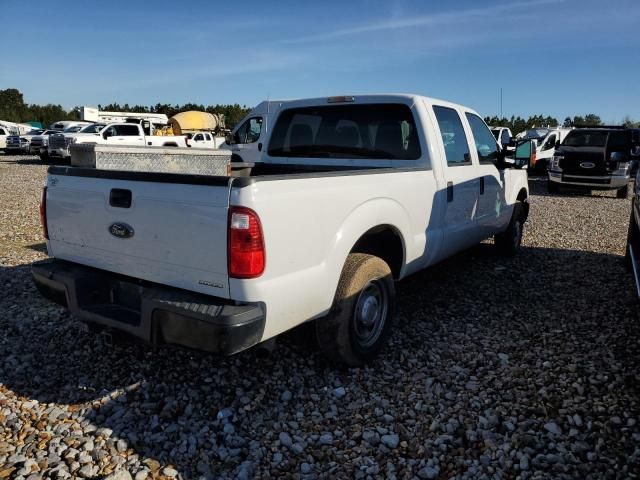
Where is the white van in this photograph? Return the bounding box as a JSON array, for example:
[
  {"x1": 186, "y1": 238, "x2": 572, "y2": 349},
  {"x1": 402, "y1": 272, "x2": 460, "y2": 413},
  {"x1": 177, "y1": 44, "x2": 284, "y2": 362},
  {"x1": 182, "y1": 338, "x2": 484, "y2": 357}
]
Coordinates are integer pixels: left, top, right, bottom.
[{"x1": 223, "y1": 100, "x2": 288, "y2": 163}]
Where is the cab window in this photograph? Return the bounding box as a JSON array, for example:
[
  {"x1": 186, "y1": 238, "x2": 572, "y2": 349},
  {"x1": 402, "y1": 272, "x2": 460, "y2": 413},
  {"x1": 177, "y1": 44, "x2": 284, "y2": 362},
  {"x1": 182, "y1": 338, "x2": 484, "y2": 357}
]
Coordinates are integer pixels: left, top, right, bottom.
[
  {"x1": 194, "y1": 133, "x2": 204, "y2": 141},
  {"x1": 465, "y1": 113, "x2": 499, "y2": 164},
  {"x1": 234, "y1": 117, "x2": 263, "y2": 144},
  {"x1": 113, "y1": 125, "x2": 140, "y2": 136},
  {"x1": 433, "y1": 106, "x2": 471, "y2": 166},
  {"x1": 542, "y1": 134, "x2": 556, "y2": 151}
]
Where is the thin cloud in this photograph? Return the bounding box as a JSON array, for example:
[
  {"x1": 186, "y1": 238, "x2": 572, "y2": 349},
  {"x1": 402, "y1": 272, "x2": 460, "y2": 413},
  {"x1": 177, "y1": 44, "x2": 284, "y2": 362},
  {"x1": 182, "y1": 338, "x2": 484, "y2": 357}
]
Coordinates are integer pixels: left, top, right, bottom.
[{"x1": 279, "y1": 0, "x2": 566, "y2": 44}]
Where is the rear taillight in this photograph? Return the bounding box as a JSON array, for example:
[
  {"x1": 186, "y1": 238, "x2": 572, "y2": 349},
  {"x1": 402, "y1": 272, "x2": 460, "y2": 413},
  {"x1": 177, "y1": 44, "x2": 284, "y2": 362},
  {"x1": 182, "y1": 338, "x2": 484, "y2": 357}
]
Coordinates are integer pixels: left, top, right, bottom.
[
  {"x1": 228, "y1": 206, "x2": 265, "y2": 278},
  {"x1": 39, "y1": 186, "x2": 49, "y2": 240}
]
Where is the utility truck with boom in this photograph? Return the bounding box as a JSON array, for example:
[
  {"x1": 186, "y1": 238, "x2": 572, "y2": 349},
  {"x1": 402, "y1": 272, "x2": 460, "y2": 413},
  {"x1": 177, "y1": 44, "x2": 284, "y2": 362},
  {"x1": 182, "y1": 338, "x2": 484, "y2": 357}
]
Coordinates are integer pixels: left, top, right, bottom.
[{"x1": 33, "y1": 94, "x2": 531, "y2": 365}]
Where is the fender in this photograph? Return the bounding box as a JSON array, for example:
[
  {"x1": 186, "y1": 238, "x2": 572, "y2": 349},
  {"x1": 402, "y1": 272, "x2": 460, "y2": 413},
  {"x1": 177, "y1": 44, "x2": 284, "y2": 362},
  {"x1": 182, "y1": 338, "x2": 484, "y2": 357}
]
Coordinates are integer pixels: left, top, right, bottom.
[{"x1": 318, "y1": 197, "x2": 415, "y2": 307}]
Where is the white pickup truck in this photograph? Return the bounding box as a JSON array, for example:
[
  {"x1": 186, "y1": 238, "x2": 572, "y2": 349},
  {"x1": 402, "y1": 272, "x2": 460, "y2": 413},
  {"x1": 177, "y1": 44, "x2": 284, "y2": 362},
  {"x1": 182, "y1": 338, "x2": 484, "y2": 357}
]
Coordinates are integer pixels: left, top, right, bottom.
[
  {"x1": 33, "y1": 94, "x2": 531, "y2": 365},
  {"x1": 48, "y1": 122, "x2": 189, "y2": 160}
]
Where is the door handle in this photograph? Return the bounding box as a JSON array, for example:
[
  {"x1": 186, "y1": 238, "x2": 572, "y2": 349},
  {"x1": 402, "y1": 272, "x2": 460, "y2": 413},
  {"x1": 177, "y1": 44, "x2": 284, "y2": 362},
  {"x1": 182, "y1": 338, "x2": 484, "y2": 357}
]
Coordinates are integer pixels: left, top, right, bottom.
[
  {"x1": 447, "y1": 181, "x2": 453, "y2": 202},
  {"x1": 109, "y1": 189, "x2": 132, "y2": 208},
  {"x1": 480, "y1": 176, "x2": 485, "y2": 195}
]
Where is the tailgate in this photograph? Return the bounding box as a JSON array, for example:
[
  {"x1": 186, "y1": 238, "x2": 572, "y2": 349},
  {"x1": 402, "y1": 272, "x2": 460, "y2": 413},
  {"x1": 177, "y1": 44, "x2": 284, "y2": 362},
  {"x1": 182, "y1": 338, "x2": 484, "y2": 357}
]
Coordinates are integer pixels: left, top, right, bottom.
[{"x1": 45, "y1": 169, "x2": 232, "y2": 298}]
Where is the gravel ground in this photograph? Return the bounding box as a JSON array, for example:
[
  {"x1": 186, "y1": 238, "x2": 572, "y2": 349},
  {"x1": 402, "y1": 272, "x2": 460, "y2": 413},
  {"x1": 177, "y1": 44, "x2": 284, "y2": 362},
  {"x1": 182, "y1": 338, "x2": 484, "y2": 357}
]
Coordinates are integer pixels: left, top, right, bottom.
[{"x1": 0, "y1": 154, "x2": 639, "y2": 480}]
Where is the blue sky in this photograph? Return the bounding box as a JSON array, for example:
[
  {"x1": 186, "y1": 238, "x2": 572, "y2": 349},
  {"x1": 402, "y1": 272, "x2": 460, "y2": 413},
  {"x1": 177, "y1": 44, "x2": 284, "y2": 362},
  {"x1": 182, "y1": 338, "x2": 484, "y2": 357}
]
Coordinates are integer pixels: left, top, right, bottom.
[{"x1": 1, "y1": 0, "x2": 638, "y2": 123}]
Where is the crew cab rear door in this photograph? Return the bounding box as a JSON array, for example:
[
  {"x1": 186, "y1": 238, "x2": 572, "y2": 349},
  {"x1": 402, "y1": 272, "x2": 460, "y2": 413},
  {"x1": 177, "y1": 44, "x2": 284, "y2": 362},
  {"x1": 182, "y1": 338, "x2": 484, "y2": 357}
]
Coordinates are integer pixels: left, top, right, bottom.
[{"x1": 45, "y1": 169, "x2": 232, "y2": 298}]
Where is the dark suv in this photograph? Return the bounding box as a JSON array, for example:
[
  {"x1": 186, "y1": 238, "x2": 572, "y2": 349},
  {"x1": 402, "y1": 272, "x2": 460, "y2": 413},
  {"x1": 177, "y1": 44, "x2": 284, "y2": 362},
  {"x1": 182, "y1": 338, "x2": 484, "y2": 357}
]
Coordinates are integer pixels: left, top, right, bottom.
[{"x1": 548, "y1": 127, "x2": 640, "y2": 198}]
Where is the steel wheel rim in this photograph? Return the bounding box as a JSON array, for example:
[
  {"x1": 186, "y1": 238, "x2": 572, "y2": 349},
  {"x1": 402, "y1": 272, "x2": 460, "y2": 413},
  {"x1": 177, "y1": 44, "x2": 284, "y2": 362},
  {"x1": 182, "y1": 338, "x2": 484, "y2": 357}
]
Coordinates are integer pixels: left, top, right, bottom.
[{"x1": 353, "y1": 278, "x2": 388, "y2": 348}]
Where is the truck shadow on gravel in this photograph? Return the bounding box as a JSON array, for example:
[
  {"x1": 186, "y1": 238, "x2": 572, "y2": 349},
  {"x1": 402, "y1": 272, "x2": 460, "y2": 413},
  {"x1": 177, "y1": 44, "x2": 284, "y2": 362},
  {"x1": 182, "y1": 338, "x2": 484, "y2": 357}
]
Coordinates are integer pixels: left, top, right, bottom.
[{"x1": 1, "y1": 244, "x2": 639, "y2": 478}]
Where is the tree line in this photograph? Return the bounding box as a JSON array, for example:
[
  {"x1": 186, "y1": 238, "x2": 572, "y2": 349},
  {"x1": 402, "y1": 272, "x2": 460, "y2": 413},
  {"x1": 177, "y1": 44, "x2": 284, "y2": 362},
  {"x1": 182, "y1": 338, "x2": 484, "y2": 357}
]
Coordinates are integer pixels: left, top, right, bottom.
[
  {"x1": 484, "y1": 113, "x2": 640, "y2": 135},
  {"x1": 2, "y1": 87, "x2": 639, "y2": 134},
  {"x1": 0, "y1": 88, "x2": 252, "y2": 130}
]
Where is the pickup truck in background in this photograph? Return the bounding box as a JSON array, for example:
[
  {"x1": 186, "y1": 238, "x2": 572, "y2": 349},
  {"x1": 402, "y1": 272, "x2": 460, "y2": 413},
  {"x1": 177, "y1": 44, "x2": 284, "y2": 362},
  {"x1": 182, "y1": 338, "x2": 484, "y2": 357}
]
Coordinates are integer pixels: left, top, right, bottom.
[
  {"x1": 0, "y1": 126, "x2": 8, "y2": 151},
  {"x1": 5, "y1": 129, "x2": 44, "y2": 154},
  {"x1": 31, "y1": 128, "x2": 84, "y2": 161},
  {"x1": 519, "y1": 127, "x2": 573, "y2": 172},
  {"x1": 548, "y1": 127, "x2": 640, "y2": 197},
  {"x1": 491, "y1": 126, "x2": 513, "y2": 149},
  {"x1": 48, "y1": 122, "x2": 189, "y2": 161},
  {"x1": 33, "y1": 94, "x2": 531, "y2": 366},
  {"x1": 223, "y1": 100, "x2": 288, "y2": 163}
]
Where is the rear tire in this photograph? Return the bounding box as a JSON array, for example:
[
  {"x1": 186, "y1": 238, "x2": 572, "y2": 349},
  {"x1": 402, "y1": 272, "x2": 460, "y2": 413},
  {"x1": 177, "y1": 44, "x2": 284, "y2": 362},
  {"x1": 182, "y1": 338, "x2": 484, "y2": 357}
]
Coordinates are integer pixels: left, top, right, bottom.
[
  {"x1": 547, "y1": 180, "x2": 559, "y2": 194},
  {"x1": 617, "y1": 184, "x2": 629, "y2": 199},
  {"x1": 39, "y1": 153, "x2": 49, "y2": 163},
  {"x1": 495, "y1": 203, "x2": 525, "y2": 257},
  {"x1": 316, "y1": 253, "x2": 395, "y2": 366}
]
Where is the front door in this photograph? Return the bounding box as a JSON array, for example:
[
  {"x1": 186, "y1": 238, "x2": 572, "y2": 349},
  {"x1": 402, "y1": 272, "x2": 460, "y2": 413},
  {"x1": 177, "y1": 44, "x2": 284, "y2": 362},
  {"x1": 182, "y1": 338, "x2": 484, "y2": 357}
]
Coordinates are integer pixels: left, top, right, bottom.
[
  {"x1": 465, "y1": 113, "x2": 508, "y2": 238},
  {"x1": 433, "y1": 105, "x2": 480, "y2": 256},
  {"x1": 230, "y1": 116, "x2": 264, "y2": 162}
]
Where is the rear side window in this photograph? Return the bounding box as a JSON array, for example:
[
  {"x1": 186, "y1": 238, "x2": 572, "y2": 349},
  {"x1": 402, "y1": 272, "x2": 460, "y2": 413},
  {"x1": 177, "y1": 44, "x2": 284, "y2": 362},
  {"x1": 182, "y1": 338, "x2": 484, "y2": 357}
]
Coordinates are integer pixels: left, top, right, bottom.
[
  {"x1": 465, "y1": 113, "x2": 499, "y2": 164},
  {"x1": 0, "y1": 128, "x2": 5, "y2": 135},
  {"x1": 268, "y1": 104, "x2": 421, "y2": 160},
  {"x1": 114, "y1": 125, "x2": 140, "y2": 136},
  {"x1": 433, "y1": 106, "x2": 471, "y2": 166}
]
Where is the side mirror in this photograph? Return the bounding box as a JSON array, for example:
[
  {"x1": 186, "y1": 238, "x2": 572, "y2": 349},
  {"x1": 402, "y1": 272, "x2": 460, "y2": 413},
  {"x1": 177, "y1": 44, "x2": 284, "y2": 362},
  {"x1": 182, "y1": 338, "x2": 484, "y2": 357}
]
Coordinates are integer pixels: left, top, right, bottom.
[
  {"x1": 555, "y1": 140, "x2": 561, "y2": 148},
  {"x1": 103, "y1": 132, "x2": 109, "y2": 140},
  {"x1": 225, "y1": 133, "x2": 234, "y2": 145},
  {"x1": 513, "y1": 140, "x2": 533, "y2": 169}
]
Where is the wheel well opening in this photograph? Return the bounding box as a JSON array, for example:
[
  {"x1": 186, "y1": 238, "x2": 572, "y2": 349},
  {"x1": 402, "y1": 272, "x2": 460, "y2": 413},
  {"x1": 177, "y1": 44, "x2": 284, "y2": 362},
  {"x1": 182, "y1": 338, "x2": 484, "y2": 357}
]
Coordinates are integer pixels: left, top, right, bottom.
[
  {"x1": 516, "y1": 188, "x2": 529, "y2": 221},
  {"x1": 350, "y1": 226, "x2": 404, "y2": 279}
]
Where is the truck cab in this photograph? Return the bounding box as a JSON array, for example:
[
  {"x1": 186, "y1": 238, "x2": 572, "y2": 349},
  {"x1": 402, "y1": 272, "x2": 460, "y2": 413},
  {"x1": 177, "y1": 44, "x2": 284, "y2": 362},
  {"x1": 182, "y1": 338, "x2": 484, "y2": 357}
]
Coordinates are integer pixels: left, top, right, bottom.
[
  {"x1": 223, "y1": 100, "x2": 288, "y2": 163},
  {"x1": 548, "y1": 127, "x2": 640, "y2": 197}
]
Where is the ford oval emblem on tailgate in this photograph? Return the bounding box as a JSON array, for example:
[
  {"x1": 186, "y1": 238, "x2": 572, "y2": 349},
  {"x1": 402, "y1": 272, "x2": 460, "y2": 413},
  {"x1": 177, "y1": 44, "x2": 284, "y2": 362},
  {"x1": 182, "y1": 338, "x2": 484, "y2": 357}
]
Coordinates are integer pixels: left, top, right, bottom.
[
  {"x1": 109, "y1": 222, "x2": 134, "y2": 239},
  {"x1": 580, "y1": 162, "x2": 596, "y2": 169}
]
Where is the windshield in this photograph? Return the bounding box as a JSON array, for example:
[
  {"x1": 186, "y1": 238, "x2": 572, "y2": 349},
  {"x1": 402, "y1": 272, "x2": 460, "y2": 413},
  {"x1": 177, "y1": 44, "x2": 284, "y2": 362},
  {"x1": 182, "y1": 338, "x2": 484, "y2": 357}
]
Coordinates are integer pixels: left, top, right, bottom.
[
  {"x1": 563, "y1": 130, "x2": 608, "y2": 147},
  {"x1": 25, "y1": 130, "x2": 43, "y2": 136},
  {"x1": 268, "y1": 103, "x2": 421, "y2": 160},
  {"x1": 523, "y1": 128, "x2": 551, "y2": 140},
  {"x1": 63, "y1": 126, "x2": 83, "y2": 133},
  {"x1": 78, "y1": 124, "x2": 105, "y2": 133},
  {"x1": 491, "y1": 129, "x2": 500, "y2": 140}
]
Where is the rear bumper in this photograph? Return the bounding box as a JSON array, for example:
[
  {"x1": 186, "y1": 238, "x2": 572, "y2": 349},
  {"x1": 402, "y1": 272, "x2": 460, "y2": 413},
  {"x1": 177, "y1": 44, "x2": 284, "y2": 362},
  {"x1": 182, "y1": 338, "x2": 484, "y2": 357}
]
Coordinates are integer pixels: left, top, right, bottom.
[
  {"x1": 32, "y1": 258, "x2": 266, "y2": 355},
  {"x1": 548, "y1": 171, "x2": 629, "y2": 189}
]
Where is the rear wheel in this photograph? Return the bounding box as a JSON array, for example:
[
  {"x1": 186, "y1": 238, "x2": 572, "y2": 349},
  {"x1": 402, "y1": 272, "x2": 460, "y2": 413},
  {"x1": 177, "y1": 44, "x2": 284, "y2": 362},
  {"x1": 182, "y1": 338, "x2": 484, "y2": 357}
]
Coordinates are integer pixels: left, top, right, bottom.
[
  {"x1": 617, "y1": 184, "x2": 629, "y2": 199},
  {"x1": 39, "y1": 153, "x2": 49, "y2": 163},
  {"x1": 316, "y1": 253, "x2": 395, "y2": 366},
  {"x1": 547, "y1": 180, "x2": 559, "y2": 194},
  {"x1": 495, "y1": 203, "x2": 525, "y2": 257}
]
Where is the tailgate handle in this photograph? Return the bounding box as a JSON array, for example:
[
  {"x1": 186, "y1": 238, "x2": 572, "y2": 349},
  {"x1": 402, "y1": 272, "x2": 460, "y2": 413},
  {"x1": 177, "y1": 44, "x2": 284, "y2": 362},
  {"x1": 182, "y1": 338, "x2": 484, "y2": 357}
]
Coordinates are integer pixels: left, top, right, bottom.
[{"x1": 109, "y1": 189, "x2": 132, "y2": 208}]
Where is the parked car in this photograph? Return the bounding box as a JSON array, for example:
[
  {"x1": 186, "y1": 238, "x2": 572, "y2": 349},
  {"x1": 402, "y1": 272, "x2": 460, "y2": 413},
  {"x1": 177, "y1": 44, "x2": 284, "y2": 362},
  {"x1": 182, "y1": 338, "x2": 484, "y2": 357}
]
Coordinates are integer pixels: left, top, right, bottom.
[
  {"x1": 185, "y1": 131, "x2": 226, "y2": 149},
  {"x1": 223, "y1": 100, "x2": 288, "y2": 163},
  {"x1": 491, "y1": 126, "x2": 513, "y2": 149},
  {"x1": 625, "y1": 168, "x2": 640, "y2": 296},
  {"x1": 548, "y1": 127, "x2": 640, "y2": 197},
  {"x1": 5, "y1": 129, "x2": 44, "y2": 154},
  {"x1": 30, "y1": 129, "x2": 69, "y2": 160},
  {"x1": 33, "y1": 94, "x2": 531, "y2": 366},
  {"x1": 520, "y1": 127, "x2": 573, "y2": 172},
  {"x1": 0, "y1": 126, "x2": 9, "y2": 151},
  {"x1": 48, "y1": 122, "x2": 189, "y2": 161}
]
